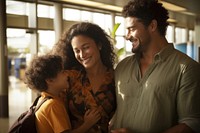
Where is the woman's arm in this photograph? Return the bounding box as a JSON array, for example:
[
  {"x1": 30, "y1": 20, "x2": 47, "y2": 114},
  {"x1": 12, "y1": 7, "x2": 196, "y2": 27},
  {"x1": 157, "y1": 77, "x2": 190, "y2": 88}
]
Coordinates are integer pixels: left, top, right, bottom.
[{"x1": 63, "y1": 109, "x2": 101, "y2": 133}]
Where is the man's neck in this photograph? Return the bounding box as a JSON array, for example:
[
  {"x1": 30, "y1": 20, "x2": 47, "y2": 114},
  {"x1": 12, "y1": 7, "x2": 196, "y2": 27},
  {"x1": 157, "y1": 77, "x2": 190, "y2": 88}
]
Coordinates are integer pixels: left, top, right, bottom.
[{"x1": 141, "y1": 37, "x2": 168, "y2": 63}]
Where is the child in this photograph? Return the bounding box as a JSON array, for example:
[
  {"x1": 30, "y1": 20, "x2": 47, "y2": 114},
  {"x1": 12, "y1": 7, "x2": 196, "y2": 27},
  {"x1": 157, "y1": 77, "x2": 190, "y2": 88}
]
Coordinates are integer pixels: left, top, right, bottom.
[{"x1": 24, "y1": 54, "x2": 100, "y2": 133}]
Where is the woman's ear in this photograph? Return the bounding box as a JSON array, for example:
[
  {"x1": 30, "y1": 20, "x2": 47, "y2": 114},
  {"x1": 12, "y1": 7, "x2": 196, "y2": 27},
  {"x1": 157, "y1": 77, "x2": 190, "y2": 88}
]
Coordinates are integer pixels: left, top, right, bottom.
[{"x1": 98, "y1": 43, "x2": 102, "y2": 50}]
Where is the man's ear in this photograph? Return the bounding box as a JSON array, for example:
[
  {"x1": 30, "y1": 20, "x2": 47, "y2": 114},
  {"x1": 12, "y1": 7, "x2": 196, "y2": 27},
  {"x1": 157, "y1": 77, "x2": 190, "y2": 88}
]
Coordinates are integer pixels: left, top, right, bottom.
[{"x1": 149, "y1": 19, "x2": 157, "y2": 32}]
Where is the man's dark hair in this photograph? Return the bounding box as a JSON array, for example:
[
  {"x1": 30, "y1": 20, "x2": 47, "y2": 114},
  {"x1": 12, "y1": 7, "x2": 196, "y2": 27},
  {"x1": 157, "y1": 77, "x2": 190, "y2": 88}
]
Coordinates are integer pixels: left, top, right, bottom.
[
  {"x1": 122, "y1": 0, "x2": 169, "y2": 36},
  {"x1": 24, "y1": 55, "x2": 63, "y2": 92}
]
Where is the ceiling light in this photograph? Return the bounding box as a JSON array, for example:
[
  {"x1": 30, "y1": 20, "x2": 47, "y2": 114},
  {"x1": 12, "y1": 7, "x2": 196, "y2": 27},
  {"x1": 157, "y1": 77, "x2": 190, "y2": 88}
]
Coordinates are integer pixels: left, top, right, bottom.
[
  {"x1": 159, "y1": 0, "x2": 186, "y2": 12},
  {"x1": 61, "y1": 0, "x2": 102, "y2": 6},
  {"x1": 167, "y1": 18, "x2": 177, "y2": 23},
  {"x1": 182, "y1": 11, "x2": 196, "y2": 16},
  {"x1": 60, "y1": 0, "x2": 122, "y2": 12},
  {"x1": 98, "y1": 5, "x2": 122, "y2": 12}
]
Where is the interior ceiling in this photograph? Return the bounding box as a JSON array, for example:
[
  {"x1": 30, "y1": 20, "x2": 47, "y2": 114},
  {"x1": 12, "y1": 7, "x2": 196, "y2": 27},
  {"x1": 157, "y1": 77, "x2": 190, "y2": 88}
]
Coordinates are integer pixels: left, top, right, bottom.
[
  {"x1": 163, "y1": 0, "x2": 200, "y2": 16},
  {"x1": 55, "y1": 0, "x2": 200, "y2": 16},
  {"x1": 86, "y1": 0, "x2": 200, "y2": 16},
  {"x1": 49, "y1": 0, "x2": 199, "y2": 29}
]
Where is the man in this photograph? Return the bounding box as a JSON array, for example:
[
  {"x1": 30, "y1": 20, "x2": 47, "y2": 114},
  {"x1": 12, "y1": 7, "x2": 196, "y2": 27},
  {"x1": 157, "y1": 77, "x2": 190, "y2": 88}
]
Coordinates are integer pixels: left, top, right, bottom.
[{"x1": 111, "y1": 0, "x2": 200, "y2": 133}]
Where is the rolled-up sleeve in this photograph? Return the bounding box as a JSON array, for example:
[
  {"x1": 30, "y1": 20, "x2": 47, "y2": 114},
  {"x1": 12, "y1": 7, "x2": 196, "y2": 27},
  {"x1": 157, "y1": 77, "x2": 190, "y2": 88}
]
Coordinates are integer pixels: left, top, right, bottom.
[{"x1": 177, "y1": 62, "x2": 200, "y2": 133}]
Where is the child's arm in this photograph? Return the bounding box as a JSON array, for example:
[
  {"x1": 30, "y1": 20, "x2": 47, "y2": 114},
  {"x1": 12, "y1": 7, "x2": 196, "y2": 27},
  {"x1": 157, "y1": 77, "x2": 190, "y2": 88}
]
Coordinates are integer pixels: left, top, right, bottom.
[{"x1": 62, "y1": 109, "x2": 101, "y2": 133}]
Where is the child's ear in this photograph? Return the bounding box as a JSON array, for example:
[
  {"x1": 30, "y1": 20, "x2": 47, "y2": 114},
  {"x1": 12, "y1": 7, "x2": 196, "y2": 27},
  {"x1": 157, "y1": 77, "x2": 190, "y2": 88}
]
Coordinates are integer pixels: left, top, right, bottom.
[{"x1": 46, "y1": 79, "x2": 54, "y2": 85}]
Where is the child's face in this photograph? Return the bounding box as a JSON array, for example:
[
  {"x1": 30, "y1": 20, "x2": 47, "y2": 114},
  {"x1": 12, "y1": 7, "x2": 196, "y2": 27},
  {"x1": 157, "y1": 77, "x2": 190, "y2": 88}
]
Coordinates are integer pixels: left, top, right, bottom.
[{"x1": 52, "y1": 70, "x2": 69, "y2": 92}]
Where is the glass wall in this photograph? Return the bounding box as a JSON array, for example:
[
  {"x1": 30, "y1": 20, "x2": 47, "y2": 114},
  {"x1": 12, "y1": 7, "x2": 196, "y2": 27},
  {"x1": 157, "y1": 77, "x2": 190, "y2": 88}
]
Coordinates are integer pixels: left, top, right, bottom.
[
  {"x1": 6, "y1": 0, "x2": 196, "y2": 69},
  {"x1": 63, "y1": 7, "x2": 112, "y2": 31},
  {"x1": 166, "y1": 25, "x2": 173, "y2": 43},
  {"x1": 7, "y1": 28, "x2": 31, "y2": 79},
  {"x1": 37, "y1": 4, "x2": 54, "y2": 18},
  {"x1": 175, "y1": 27, "x2": 187, "y2": 44},
  {"x1": 6, "y1": 1, "x2": 29, "y2": 15},
  {"x1": 63, "y1": 8, "x2": 81, "y2": 21},
  {"x1": 38, "y1": 30, "x2": 55, "y2": 54},
  {"x1": 6, "y1": 0, "x2": 37, "y2": 79},
  {"x1": 173, "y1": 27, "x2": 195, "y2": 60}
]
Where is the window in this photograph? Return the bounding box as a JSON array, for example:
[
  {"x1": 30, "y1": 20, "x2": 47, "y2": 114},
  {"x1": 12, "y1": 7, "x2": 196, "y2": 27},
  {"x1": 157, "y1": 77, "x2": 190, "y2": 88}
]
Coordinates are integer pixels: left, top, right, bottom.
[
  {"x1": 6, "y1": 1, "x2": 28, "y2": 15},
  {"x1": 7, "y1": 28, "x2": 31, "y2": 52},
  {"x1": 166, "y1": 25, "x2": 173, "y2": 43},
  {"x1": 37, "y1": 4, "x2": 54, "y2": 18},
  {"x1": 104, "y1": 14, "x2": 112, "y2": 33},
  {"x1": 93, "y1": 13, "x2": 105, "y2": 29},
  {"x1": 63, "y1": 8, "x2": 80, "y2": 21},
  {"x1": 115, "y1": 16, "x2": 126, "y2": 51},
  {"x1": 38, "y1": 30, "x2": 55, "y2": 54},
  {"x1": 189, "y1": 30, "x2": 194, "y2": 42},
  {"x1": 115, "y1": 16, "x2": 125, "y2": 36},
  {"x1": 175, "y1": 27, "x2": 186, "y2": 44},
  {"x1": 81, "y1": 11, "x2": 92, "y2": 22}
]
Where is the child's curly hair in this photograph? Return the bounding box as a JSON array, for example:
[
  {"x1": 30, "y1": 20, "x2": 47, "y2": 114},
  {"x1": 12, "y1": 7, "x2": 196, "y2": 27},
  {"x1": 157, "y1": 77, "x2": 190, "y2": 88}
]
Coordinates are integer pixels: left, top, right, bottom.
[{"x1": 24, "y1": 54, "x2": 63, "y2": 92}]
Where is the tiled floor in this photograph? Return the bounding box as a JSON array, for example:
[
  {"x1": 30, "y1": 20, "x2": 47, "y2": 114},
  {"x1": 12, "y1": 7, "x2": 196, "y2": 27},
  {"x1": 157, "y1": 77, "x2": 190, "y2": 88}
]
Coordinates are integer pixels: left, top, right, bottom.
[{"x1": 0, "y1": 76, "x2": 33, "y2": 133}]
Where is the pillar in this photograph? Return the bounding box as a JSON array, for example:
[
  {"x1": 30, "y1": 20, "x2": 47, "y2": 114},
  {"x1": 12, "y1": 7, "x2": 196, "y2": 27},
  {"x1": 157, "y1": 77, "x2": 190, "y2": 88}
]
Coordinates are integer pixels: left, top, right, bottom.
[
  {"x1": 28, "y1": 1, "x2": 39, "y2": 101},
  {"x1": 54, "y1": 3, "x2": 63, "y2": 43},
  {"x1": 194, "y1": 17, "x2": 200, "y2": 62},
  {"x1": 171, "y1": 24, "x2": 176, "y2": 43},
  {"x1": 0, "y1": 0, "x2": 9, "y2": 118}
]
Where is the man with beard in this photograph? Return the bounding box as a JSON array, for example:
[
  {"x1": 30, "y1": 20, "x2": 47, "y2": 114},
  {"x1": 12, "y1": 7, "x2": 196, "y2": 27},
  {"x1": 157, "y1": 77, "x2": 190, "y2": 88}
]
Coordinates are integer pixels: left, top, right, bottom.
[{"x1": 110, "y1": 0, "x2": 200, "y2": 133}]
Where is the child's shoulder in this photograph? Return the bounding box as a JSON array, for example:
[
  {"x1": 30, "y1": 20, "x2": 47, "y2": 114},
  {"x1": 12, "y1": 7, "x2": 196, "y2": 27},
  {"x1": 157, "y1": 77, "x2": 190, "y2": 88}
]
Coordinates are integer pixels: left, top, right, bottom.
[{"x1": 38, "y1": 96, "x2": 65, "y2": 113}]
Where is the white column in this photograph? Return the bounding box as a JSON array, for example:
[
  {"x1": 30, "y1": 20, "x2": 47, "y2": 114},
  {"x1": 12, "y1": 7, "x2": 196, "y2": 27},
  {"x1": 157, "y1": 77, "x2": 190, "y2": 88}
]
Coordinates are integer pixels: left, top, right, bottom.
[
  {"x1": 111, "y1": 12, "x2": 115, "y2": 32},
  {"x1": 194, "y1": 17, "x2": 200, "y2": 62},
  {"x1": 172, "y1": 24, "x2": 176, "y2": 43},
  {"x1": 54, "y1": 3, "x2": 63, "y2": 43},
  {"x1": 28, "y1": 2, "x2": 38, "y2": 56},
  {"x1": 28, "y1": 2, "x2": 39, "y2": 101},
  {"x1": 0, "y1": 0, "x2": 9, "y2": 118}
]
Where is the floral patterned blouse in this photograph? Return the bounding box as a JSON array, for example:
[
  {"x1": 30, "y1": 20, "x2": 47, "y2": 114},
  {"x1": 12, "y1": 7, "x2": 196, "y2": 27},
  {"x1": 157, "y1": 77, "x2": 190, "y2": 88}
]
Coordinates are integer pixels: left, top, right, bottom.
[{"x1": 66, "y1": 69, "x2": 116, "y2": 133}]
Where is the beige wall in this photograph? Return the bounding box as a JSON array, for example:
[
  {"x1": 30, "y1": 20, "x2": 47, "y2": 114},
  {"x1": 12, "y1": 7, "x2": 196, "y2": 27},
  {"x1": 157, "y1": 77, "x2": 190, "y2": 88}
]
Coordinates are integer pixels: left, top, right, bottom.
[
  {"x1": 7, "y1": 14, "x2": 78, "y2": 32},
  {"x1": 7, "y1": 12, "x2": 197, "y2": 31}
]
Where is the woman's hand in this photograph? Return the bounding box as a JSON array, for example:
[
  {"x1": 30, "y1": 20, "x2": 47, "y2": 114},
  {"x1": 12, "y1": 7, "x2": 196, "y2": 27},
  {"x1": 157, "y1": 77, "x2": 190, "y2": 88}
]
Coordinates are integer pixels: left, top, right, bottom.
[
  {"x1": 111, "y1": 128, "x2": 134, "y2": 133},
  {"x1": 84, "y1": 109, "x2": 101, "y2": 127}
]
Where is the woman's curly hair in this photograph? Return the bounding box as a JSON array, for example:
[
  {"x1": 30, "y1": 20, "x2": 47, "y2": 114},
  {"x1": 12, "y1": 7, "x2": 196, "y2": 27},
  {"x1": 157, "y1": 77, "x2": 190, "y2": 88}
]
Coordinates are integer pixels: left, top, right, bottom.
[
  {"x1": 24, "y1": 54, "x2": 63, "y2": 92},
  {"x1": 51, "y1": 22, "x2": 116, "y2": 70},
  {"x1": 122, "y1": 0, "x2": 169, "y2": 36}
]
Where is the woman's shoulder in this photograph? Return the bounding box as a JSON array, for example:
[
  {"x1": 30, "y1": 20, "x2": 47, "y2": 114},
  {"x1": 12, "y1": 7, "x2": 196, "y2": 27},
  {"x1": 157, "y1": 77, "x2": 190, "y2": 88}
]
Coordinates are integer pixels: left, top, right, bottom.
[{"x1": 105, "y1": 68, "x2": 114, "y2": 82}]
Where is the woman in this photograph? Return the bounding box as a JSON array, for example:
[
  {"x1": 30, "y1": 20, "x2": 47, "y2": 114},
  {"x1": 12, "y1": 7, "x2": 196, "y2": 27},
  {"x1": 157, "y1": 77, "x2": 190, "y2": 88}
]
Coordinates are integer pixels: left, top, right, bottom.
[{"x1": 52, "y1": 22, "x2": 116, "y2": 133}]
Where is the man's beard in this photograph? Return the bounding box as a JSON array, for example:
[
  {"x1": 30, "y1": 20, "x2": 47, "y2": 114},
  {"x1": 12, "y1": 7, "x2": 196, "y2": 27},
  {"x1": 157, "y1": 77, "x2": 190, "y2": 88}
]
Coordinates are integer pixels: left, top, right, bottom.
[{"x1": 131, "y1": 38, "x2": 141, "y2": 54}]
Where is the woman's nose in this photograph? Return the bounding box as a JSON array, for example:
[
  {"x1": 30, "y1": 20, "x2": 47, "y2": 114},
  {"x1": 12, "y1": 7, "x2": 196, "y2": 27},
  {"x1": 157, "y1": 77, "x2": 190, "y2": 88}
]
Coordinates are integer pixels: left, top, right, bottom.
[{"x1": 80, "y1": 50, "x2": 86, "y2": 58}]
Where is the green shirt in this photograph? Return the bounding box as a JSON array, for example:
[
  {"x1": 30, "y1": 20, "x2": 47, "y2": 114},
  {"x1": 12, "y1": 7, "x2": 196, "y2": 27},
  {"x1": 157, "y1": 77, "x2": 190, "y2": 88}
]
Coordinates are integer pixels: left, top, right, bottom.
[{"x1": 112, "y1": 44, "x2": 200, "y2": 133}]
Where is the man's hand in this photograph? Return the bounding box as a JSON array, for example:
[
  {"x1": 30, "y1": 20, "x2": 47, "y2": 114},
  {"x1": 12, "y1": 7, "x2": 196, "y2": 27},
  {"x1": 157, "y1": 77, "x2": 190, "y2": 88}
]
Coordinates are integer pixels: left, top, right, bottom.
[{"x1": 162, "y1": 123, "x2": 195, "y2": 133}]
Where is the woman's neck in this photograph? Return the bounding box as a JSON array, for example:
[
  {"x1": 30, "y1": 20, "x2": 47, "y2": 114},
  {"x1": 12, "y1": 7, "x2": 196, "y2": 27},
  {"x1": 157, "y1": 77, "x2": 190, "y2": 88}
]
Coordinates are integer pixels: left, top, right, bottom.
[{"x1": 86, "y1": 63, "x2": 107, "y2": 77}]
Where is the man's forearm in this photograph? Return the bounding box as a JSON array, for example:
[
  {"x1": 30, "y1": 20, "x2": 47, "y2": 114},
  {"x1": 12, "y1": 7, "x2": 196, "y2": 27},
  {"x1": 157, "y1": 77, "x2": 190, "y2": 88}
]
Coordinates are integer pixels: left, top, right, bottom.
[{"x1": 162, "y1": 123, "x2": 195, "y2": 133}]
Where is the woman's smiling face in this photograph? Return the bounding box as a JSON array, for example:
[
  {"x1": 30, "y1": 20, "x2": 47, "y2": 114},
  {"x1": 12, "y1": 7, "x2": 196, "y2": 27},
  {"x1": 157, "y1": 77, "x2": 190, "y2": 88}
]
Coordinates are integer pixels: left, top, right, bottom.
[{"x1": 71, "y1": 35, "x2": 101, "y2": 69}]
